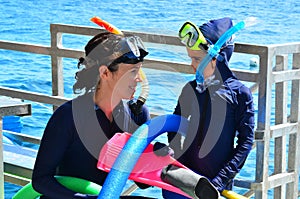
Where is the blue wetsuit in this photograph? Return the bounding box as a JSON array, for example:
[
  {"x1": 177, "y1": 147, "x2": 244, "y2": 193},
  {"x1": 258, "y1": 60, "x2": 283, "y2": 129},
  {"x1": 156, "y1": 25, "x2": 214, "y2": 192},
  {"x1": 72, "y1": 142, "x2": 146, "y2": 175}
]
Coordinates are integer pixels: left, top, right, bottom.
[
  {"x1": 32, "y1": 93, "x2": 150, "y2": 199},
  {"x1": 164, "y1": 38, "x2": 255, "y2": 198}
]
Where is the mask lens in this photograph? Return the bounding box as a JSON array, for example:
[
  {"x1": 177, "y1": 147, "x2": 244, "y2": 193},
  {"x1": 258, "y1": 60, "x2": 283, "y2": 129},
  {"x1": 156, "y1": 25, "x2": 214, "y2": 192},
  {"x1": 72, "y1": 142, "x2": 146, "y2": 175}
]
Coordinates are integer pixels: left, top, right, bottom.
[
  {"x1": 109, "y1": 36, "x2": 148, "y2": 66},
  {"x1": 134, "y1": 36, "x2": 147, "y2": 52},
  {"x1": 127, "y1": 36, "x2": 140, "y2": 57},
  {"x1": 178, "y1": 21, "x2": 207, "y2": 50},
  {"x1": 179, "y1": 23, "x2": 199, "y2": 47},
  {"x1": 117, "y1": 36, "x2": 147, "y2": 58}
]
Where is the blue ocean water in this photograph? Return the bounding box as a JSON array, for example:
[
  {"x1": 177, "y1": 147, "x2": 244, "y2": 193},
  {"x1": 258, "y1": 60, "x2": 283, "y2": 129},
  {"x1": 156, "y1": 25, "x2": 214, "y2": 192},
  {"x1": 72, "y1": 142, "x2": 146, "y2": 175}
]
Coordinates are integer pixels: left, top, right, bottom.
[{"x1": 1, "y1": 0, "x2": 300, "y2": 198}]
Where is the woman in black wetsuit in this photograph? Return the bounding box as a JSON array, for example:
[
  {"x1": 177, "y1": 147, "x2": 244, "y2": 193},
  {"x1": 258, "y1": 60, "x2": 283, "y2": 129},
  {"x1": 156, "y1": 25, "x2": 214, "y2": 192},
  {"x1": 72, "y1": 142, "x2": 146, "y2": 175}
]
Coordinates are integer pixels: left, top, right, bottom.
[{"x1": 32, "y1": 32, "x2": 153, "y2": 199}]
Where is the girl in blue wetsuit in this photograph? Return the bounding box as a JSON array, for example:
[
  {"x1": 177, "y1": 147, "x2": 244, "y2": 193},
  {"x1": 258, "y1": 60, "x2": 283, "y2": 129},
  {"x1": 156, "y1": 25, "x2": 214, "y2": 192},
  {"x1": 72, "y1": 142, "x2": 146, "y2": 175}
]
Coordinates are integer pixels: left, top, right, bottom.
[
  {"x1": 32, "y1": 32, "x2": 152, "y2": 199},
  {"x1": 163, "y1": 17, "x2": 255, "y2": 198}
]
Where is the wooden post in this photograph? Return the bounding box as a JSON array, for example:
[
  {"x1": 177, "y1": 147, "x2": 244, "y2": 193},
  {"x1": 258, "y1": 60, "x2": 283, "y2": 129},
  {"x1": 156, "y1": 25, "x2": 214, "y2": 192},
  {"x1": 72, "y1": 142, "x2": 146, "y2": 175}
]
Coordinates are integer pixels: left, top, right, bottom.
[
  {"x1": 255, "y1": 46, "x2": 273, "y2": 199},
  {"x1": 286, "y1": 53, "x2": 300, "y2": 198},
  {"x1": 274, "y1": 55, "x2": 288, "y2": 199},
  {"x1": 50, "y1": 24, "x2": 64, "y2": 110}
]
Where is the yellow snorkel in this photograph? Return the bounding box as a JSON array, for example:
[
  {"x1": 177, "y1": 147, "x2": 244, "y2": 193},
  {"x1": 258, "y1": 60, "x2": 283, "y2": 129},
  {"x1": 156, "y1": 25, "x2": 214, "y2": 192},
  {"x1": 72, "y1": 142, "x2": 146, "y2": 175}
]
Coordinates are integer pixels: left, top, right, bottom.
[{"x1": 222, "y1": 190, "x2": 249, "y2": 199}]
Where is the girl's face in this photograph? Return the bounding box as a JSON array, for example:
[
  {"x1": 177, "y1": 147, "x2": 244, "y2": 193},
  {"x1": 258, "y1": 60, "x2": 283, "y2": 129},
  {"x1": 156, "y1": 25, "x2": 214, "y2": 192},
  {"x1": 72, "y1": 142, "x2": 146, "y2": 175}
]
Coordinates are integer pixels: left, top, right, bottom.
[
  {"x1": 110, "y1": 62, "x2": 142, "y2": 100},
  {"x1": 186, "y1": 48, "x2": 216, "y2": 79}
]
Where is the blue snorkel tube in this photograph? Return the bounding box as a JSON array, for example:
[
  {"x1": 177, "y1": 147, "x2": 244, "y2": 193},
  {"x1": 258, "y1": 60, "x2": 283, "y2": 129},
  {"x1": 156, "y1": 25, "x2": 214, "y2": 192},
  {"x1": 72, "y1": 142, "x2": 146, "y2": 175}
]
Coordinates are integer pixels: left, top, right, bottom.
[
  {"x1": 97, "y1": 115, "x2": 189, "y2": 199},
  {"x1": 195, "y1": 17, "x2": 258, "y2": 91}
]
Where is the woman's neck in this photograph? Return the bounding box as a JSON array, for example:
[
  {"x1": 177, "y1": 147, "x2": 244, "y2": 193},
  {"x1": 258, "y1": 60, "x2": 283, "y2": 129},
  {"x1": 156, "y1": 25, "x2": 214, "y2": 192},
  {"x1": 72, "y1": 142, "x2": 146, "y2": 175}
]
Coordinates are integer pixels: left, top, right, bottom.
[{"x1": 93, "y1": 89, "x2": 120, "y2": 122}]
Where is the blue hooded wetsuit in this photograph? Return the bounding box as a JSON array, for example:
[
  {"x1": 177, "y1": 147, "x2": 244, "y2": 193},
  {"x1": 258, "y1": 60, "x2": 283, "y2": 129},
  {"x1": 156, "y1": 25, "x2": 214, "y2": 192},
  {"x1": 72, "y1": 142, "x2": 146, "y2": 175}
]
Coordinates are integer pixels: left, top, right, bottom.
[
  {"x1": 32, "y1": 93, "x2": 150, "y2": 199},
  {"x1": 164, "y1": 18, "x2": 255, "y2": 198}
]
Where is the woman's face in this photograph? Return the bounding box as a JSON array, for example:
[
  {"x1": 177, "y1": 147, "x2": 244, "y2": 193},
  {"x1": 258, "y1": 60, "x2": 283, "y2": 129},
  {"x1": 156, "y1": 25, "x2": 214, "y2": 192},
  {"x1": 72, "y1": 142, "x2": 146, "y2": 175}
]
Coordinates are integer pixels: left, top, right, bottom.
[
  {"x1": 110, "y1": 62, "x2": 142, "y2": 100},
  {"x1": 186, "y1": 48, "x2": 216, "y2": 79}
]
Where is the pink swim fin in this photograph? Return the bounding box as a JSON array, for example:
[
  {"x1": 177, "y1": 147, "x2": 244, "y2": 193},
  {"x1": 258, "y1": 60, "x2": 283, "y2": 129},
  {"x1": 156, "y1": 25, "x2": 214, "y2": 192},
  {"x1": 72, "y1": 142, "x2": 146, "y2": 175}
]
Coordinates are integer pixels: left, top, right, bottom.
[{"x1": 97, "y1": 132, "x2": 191, "y2": 198}]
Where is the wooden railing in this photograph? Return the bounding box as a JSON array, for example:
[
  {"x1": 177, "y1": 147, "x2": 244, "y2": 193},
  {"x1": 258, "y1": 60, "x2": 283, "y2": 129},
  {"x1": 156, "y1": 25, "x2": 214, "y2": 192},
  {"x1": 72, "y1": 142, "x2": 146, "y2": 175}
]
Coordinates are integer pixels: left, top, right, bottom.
[{"x1": 0, "y1": 23, "x2": 299, "y2": 198}]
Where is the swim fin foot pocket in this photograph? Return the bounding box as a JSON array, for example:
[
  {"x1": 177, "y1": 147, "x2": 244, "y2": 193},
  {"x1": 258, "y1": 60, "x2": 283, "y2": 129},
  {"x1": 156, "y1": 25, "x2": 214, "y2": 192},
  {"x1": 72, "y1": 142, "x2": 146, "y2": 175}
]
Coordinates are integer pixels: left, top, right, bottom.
[
  {"x1": 161, "y1": 165, "x2": 219, "y2": 199},
  {"x1": 195, "y1": 178, "x2": 219, "y2": 199}
]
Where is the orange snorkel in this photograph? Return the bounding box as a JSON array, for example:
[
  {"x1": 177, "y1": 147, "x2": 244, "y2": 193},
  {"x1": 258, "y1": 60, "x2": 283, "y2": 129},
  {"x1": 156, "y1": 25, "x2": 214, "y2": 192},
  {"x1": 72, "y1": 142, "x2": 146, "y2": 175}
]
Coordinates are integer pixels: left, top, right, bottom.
[{"x1": 90, "y1": 16, "x2": 123, "y2": 35}]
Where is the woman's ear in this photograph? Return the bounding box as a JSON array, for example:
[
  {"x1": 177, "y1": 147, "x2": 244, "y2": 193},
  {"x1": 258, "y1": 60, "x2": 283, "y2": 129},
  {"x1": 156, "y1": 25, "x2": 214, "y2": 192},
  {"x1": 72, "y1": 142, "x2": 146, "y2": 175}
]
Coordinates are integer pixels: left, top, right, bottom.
[{"x1": 99, "y1": 65, "x2": 109, "y2": 79}]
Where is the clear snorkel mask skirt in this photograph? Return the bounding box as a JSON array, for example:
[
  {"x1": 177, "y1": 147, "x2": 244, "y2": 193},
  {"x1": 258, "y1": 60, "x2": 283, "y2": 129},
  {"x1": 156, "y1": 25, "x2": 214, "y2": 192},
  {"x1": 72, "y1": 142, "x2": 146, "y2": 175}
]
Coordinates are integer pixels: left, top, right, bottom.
[
  {"x1": 179, "y1": 21, "x2": 220, "y2": 93},
  {"x1": 108, "y1": 35, "x2": 148, "y2": 67}
]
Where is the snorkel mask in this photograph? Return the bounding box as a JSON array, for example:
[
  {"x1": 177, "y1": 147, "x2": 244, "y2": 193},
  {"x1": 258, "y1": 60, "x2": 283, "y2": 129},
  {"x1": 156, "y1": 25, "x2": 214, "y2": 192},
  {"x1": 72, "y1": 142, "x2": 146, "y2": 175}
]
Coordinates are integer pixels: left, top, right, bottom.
[
  {"x1": 108, "y1": 35, "x2": 148, "y2": 67},
  {"x1": 91, "y1": 16, "x2": 148, "y2": 66},
  {"x1": 178, "y1": 21, "x2": 210, "y2": 51}
]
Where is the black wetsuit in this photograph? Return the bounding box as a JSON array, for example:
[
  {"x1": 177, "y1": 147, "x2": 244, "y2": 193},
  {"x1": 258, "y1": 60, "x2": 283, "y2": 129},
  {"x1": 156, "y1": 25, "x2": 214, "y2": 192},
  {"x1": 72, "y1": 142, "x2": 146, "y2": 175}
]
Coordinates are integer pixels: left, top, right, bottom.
[
  {"x1": 32, "y1": 93, "x2": 150, "y2": 198},
  {"x1": 164, "y1": 18, "x2": 255, "y2": 199}
]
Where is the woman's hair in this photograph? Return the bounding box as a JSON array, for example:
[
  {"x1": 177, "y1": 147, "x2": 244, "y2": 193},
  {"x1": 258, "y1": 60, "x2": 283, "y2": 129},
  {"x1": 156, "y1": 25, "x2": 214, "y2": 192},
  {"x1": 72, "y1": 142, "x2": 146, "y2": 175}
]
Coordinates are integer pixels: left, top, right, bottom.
[{"x1": 73, "y1": 32, "x2": 123, "y2": 94}]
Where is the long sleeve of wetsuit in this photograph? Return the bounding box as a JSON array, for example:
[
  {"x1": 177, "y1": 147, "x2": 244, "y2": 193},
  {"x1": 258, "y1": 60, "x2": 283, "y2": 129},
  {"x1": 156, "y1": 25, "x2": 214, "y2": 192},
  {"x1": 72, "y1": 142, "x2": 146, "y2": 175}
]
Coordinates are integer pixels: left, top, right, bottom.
[
  {"x1": 167, "y1": 82, "x2": 194, "y2": 158},
  {"x1": 32, "y1": 102, "x2": 78, "y2": 198},
  {"x1": 211, "y1": 85, "x2": 255, "y2": 191}
]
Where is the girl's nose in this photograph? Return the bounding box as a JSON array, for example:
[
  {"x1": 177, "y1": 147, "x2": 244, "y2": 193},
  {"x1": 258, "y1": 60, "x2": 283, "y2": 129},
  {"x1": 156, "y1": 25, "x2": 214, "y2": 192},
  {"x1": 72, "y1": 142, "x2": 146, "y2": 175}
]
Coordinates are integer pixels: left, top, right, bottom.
[{"x1": 191, "y1": 63, "x2": 197, "y2": 72}]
